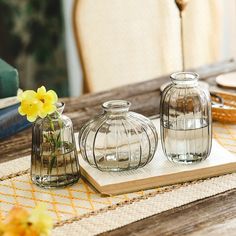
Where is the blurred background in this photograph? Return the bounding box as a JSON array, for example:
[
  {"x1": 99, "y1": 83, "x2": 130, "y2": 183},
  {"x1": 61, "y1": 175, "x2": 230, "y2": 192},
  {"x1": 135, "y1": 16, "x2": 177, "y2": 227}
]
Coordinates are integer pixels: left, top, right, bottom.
[
  {"x1": 0, "y1": 0, "x2": 236, "y2": 97},
  {"x1": 0, "y1": 0, "x2": 81, "y2": 97}
]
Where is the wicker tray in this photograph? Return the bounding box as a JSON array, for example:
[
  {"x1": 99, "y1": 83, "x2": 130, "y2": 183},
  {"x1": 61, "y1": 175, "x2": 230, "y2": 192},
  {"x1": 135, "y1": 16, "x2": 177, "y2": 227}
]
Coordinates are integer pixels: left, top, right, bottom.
[{"x1": 211, "y1": 92, "x2": 236, "y2": 123}]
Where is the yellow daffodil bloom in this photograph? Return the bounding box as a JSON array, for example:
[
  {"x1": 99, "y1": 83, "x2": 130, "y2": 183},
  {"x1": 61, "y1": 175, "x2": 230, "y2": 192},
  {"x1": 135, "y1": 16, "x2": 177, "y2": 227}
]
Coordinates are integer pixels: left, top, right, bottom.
[
  {"x1": 0, "y1": 222, "x2": 4, "y2": 235},
  {"x1": 28, "y1": 204, "x2": 53, "y2": 236},
  {"x1": 36, "y1": 86, "x2": 58, "y2": 118},
  {"x1": 18, "y1": 91, "x2": 42, "y2": 122},
  {"x1": 2, "y1": 206, "x2": 37, "y2": 236},
  {"x1": 17, "y1": 86, "x2": 58, "y2": 122},
  {"x1": 0, "y1": 205, "x2": 53, "y2": 236}
]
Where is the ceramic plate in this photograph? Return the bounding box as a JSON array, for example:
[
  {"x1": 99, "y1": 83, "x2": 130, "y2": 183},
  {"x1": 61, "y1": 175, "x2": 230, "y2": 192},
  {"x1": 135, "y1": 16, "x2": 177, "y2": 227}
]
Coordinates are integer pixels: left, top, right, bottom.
[{"x1": 216, "y1": 72, "x2": 236, "y2": 88}]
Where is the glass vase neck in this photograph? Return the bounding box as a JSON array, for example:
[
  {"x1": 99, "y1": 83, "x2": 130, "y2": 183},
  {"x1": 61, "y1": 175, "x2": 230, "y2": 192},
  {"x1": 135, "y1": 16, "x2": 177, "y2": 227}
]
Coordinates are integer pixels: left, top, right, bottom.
[
  {"x1": 170, "y1": 72, "x2": 199, "y2": 86},
  {"x1": 102, "y1": 100, "x2": 131, "y2": 114},
  {"x1": 49, "y1": 102, "x2": 65, "y2": 119}
]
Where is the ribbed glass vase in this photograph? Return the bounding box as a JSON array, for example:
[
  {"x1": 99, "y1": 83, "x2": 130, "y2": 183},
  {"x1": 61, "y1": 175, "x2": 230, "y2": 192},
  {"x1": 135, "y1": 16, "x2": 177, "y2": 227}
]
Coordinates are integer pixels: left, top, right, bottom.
[
  {"x1": 160, "y1": 72, "x2": 212, "y2": 164},
  {"x1": 79, "y1": 100, "x2": 158, "y2": 171},
  {"x1": 31, "y1": 102, "x2": 80, "y2": 188}
]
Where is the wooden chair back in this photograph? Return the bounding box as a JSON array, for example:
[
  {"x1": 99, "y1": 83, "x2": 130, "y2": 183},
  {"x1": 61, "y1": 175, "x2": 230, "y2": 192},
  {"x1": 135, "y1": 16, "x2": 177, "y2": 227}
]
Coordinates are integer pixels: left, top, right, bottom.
[{"x1": 73, "y1": 0, "x2": 220, "y2": 93}]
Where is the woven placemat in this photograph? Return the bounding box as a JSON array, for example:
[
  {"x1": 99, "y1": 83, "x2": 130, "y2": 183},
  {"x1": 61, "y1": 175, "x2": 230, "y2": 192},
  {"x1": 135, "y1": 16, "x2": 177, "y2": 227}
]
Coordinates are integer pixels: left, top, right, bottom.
[
  {"x1": 0, "y1": 121, "x2": 235, "y2": 235},
  {"x1": 52, "y1": 173, "x2": 236, "y2": 235}
]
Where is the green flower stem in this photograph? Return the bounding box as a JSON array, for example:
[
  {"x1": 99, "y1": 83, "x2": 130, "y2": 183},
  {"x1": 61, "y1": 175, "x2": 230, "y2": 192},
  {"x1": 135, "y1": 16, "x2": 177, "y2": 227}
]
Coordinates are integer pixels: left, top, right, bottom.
[{"x1": 46, "y1": 112, "x2": 63, "y2": 175}]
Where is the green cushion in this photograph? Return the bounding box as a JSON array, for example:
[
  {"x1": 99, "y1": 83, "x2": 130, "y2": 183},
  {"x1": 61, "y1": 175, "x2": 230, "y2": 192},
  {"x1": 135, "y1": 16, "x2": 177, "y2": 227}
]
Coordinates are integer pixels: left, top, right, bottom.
[{"x1": 0, "y1": 59, "x2": 19, "y2": 98}]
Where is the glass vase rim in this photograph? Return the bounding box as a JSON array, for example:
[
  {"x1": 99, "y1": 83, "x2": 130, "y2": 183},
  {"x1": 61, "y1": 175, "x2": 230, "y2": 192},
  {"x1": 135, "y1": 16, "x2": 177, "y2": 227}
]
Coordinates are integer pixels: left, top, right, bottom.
[
  {"x1": 170, "y1": 72, "x2": 199, "y2": 85},
  {"x1": 55, "y1": 102, "x2": 65, "y2": 114},
  {"x1": 48, "y1": 102, "x2": 64, "y2": 119},
  {"x1": 102, "y1": 100, "x2": 131, "y2": 113}
]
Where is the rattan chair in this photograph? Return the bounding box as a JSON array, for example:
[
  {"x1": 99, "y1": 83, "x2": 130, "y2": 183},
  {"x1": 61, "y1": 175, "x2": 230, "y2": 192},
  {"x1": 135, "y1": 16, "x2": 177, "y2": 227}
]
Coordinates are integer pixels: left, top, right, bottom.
[{"x1": 73, "y1": 0, "x2": 220, "y2": 93}]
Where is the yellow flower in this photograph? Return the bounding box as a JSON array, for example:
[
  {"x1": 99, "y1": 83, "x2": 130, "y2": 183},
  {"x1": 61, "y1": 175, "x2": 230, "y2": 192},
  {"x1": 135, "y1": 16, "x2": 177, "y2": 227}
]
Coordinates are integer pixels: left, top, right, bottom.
[
  {"x1": 0, "y1": 222, "x2": 5, "y2": 235},
  {"x1": 18, "y1": 91, "x2": 42, "y2": 122},
  {"x1": 17, "y1": 86, "x2": 58, "y2": 122},
  {"x1": 36, "y1": 86, "x2": 58, "y2": 118},
  {"x1": 2, "y1": 206, "x2": 37, "y2": 236},
  {"x1": 0, "y1": 205, "x2": 53, "y2": 236},
  {"x1": 28, "y1": 204, "x2": 53, "y2": 236}
]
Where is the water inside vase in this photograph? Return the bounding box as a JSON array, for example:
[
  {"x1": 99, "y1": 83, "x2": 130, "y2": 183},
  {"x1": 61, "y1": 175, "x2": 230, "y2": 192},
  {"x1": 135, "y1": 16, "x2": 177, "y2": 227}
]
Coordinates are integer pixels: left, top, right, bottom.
[
  {"x1": 31, "y1": 141, "x2": 79, "y2": 188},
  {"x1": 161, "y1": 118, "x2": 211, "y2": 164}
]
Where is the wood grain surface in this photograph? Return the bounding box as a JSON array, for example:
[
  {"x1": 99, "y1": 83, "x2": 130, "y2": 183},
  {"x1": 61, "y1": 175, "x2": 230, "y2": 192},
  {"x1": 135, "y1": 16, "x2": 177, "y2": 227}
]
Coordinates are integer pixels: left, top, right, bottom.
[
  {"x1": 100, "y1": 189, "x2": 236, "y2": 236},
  {"x1": 0, "y1": 60, "x2": 236, "y2": 235}
]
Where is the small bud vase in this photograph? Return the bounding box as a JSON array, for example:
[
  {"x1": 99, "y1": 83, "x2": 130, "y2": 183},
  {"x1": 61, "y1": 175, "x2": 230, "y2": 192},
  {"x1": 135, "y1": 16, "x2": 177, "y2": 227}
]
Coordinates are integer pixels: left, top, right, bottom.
[
  {"x1": 79, "y1": 100, "x2": 158, "y2": 171},
  {"x1": 31, "y1": 102, "x2": 80, "y2": 188}
]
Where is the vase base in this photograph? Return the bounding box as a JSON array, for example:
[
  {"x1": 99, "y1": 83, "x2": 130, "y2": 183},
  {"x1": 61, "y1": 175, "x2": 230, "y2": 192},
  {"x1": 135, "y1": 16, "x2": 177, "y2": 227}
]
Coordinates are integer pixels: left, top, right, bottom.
[
  {"x1": 31, "y1": 174, "x2": 80, "y2": 188},
  {"x1": 167, "y1": 154, "x2": 208, "y2": 165}
]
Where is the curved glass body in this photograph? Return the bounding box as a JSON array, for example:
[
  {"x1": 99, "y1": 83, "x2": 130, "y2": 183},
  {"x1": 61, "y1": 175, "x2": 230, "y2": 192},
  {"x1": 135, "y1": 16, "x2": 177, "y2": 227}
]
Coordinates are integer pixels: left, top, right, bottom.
[
  {"x1": 79, "y1": 100, "x2": 158, "y2": 171},
  {"x1": 160, "y1": 72, "x2": 212, "y2": 164},
  {"x1": 31, "y1": 103, "x2": 80, "y2": 188}
]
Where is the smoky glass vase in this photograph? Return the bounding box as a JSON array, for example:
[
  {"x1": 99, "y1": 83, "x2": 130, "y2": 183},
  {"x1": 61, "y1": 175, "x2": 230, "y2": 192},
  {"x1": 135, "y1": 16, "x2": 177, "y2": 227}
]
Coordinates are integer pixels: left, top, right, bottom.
[
  {"x1": 160, "y1": 72, "x2": 212, "y2": 164},
  {"x1": 79, "y1": 100, "x2": 158, "y2": 171},
  {"x1": 31, "y1": 102, "x2": 80, "y2": 188}
]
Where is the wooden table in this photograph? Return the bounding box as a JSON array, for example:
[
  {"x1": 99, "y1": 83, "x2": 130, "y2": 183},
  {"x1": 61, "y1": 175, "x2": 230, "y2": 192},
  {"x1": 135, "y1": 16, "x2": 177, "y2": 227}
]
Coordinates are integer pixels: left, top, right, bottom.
[{"x1": 1, "y1": 60, "x2": 236, "y2": 235}]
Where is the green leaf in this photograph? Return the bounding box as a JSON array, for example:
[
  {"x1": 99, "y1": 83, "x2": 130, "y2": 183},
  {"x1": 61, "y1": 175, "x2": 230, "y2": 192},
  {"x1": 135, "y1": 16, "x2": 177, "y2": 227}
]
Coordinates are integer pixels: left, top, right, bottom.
[{"x1": 48, "y1": 154, "x2": 56, "y2": 175}]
